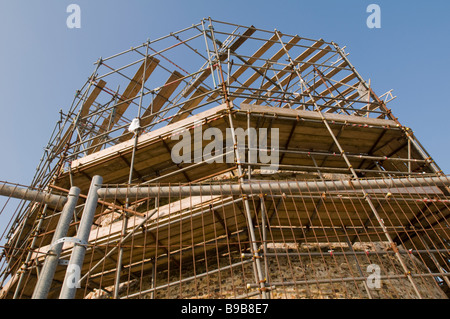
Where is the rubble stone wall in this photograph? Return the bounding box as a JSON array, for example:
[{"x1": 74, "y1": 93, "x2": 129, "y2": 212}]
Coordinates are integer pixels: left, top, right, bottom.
[{"x1": 86, "y1": 242, "x2": 446, "y2": 299}]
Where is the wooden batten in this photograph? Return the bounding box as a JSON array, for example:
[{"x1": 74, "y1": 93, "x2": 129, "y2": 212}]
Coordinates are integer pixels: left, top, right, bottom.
[
  {"x1": 182, "y1": 26, "x2": 256, "y2": 98},
  {"x1": 88, "y1": 56, "x2": 160, "y2": 154},
  {"x1": 206, "y1": 33, "x2": 280, "y2": 102},
  {"x1": 117, "y1": 70, "x2": 184, "y2": 143},
  {"x1": 231, "y1": 35, "x2": 302, "y2": 100}
]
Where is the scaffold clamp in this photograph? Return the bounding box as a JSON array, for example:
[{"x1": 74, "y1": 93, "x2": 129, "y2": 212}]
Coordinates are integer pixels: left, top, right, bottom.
[{"x1": 48, "y1": 237, "x2": 88, "y2": 252}]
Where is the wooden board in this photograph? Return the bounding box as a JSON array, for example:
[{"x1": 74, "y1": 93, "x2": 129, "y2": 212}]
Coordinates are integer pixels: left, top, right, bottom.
[
  {"x1": 117, "y1": 70, "x2": 184, "y2": 143},
  {"x1": 206, "y1": 33, "x2": 280, "y2": 102},
  {"x1": 182, "y1": 26, "x2": 256, "y2": 98},
  {"x1": 53, "y1": 80, "x2": 107, "y2": 155},
  {"x1": 242, "y1": 40, "x2": 326, "y2": 104},
  {"x1": 230, "y1": 36, "x2": 302, "y2": 100},
  {"x1": 88, "y1": 57, "x2": 160, "y2": 154}
]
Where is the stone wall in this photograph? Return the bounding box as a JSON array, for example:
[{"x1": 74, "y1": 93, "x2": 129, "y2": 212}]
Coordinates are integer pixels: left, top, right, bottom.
[{"x1": 86, "y1": 242, "x2": 446, "y2": 299}]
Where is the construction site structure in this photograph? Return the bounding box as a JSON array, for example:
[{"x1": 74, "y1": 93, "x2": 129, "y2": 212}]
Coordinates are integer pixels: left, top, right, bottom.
[{"x1": 0, "y1": 18, "x2": 448, "y2": 299}]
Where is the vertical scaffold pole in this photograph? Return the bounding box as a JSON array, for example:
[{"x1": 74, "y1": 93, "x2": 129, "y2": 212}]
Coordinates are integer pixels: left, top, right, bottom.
[
  {"x1": 260, "y1": 195, "x2": 270, "y2": 299},
  {"x1": 32, "y1": 186, "x2": 81, "y2": 299},
  {"x1": 12, "y1": 203, "x2": 49, "y2": 299},
  {"x1": 207, "y1": 17, "x2": 267, "y2": 298},
  {"x1": 59, "y1": 175, "x2": 102, "y2": 299},
  {"x1": 113, "y1": 40, "x2": 149, "y2": 299}
]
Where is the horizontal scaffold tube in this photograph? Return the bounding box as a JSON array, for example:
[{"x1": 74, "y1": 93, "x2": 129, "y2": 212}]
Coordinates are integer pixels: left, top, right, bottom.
[
  {"x1": 0, "y1": 183, "x2": 67, "y2": 209},
  {"x1": 97, "y1": 176, "x2": 450, "y2": 199}
]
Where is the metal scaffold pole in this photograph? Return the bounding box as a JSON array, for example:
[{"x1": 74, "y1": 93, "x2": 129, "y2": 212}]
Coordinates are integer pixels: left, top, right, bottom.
[
  {"x1": 209, "y1": 21, "x2": 268, "y2": 298},
  {"x1": 112, "y1": 39, "x2": 148, "y2": 297},
  {"x1": 12, "y1": 204, "x2": 49, "y2": 299},
  {"x1": 97, "y1": 176, "x2": 450, "y2": 199},
  {"x1": 59, "y1": 176, "x2": 102, "y2": 299},
  {"x1": 32, "y1": 186, "x2": 81, "y2": 299}
]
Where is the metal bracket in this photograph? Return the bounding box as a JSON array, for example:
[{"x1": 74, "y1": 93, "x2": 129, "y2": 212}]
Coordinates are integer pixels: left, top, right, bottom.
[{"x1": 48, "y1": 237, "x2": 88, "y2": 252}]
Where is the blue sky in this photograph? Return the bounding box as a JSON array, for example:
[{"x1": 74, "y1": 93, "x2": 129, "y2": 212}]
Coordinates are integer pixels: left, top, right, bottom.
[{"x1": 0, "y1": 0, "x2": 449, "y2": 187}]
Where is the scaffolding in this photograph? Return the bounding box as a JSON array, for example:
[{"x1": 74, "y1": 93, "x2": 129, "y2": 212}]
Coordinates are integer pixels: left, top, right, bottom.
[{"x1": 0, "y1": 18, "x2": 448, "y2": 299}]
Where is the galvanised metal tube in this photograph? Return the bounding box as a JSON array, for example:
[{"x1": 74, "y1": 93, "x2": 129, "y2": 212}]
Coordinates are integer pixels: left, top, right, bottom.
[
  {"x1": 224, "y1": 100, "x2": 268, "y2": 298},
  {"x1": 97, "y1": 176, "x2": 450, "y2": 199},
  {"x1": 32, "y1": 186, "x2": 81, "y2": 299},
  {"x1": 113, "y1": 129, "x2": 139, "y2": 299},
  {"x1": 59, "y1": 176, "x2": 102, "y2": 299},
  {"x1": 12, "y1": 203, "x2": 49, "y2": 299},
  {"x1": 0, "y1": 183, "x2": 67, "y2": 209}
]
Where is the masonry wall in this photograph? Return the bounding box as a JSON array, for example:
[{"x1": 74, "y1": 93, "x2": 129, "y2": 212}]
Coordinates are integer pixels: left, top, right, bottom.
[{"x1": 86, "y1": 242, "x2": 446, "y2": 299}]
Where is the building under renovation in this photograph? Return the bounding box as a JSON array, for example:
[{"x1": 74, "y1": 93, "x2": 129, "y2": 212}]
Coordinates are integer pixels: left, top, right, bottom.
[{"x1": 0, "y1": 18, "x2": 449, "y2": 299}]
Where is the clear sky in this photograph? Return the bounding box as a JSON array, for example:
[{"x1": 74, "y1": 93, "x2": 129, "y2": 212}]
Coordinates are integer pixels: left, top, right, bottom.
[{"x1": 0, "y1": 0, "x2": 449, "y2": 187}]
